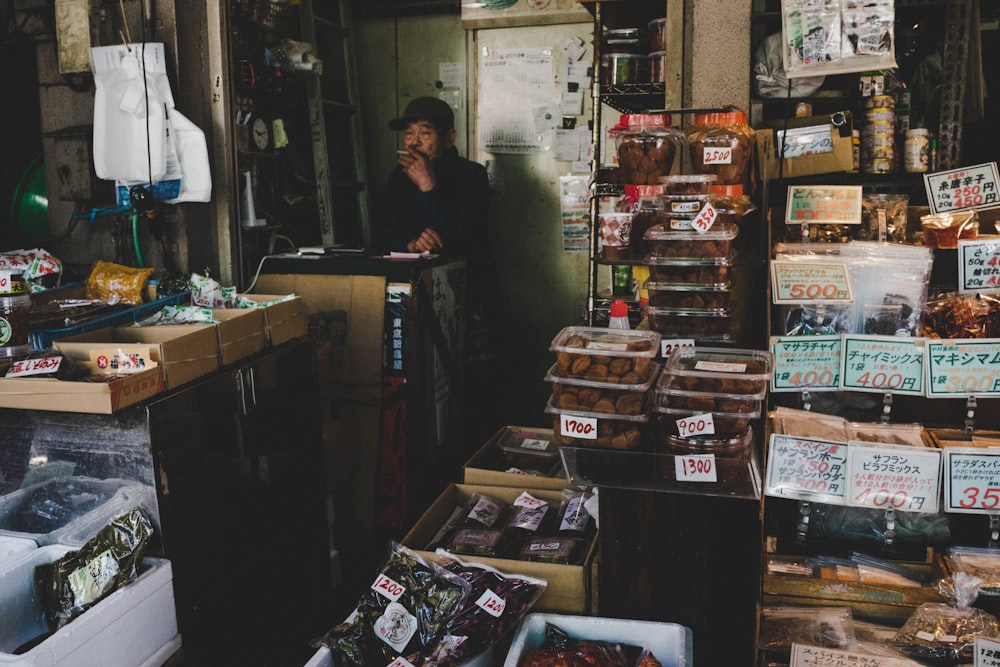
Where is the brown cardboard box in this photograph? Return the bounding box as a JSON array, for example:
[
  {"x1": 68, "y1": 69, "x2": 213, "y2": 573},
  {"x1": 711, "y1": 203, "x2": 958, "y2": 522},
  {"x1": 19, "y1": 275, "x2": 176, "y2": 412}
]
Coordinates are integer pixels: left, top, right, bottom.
[
  {"x1": 756, "y1": 123, "x2": 854, "y2": 180},
  {"x1": 402, "y1": 483, "x2": 595, "y2": 613},
  {"x1": 0, "y1": 366, "x2": 163, "y2": 413},
  {"x1": 240, "y1": 294, "x2": 309, "y2": 347},
  {"x1": 463, "y1": 426, "x2": 573, "y2": 491},
  {"x1": 212, "y1": 307, "x2": 266, "y2": 366},
  {"x1": 56, "y1": 324, "x2": 220, "y2": 389}
]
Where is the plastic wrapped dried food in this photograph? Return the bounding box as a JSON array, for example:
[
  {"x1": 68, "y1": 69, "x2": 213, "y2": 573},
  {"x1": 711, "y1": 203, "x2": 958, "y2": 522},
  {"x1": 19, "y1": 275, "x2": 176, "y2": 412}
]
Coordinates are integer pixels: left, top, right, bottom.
[
  {"x1": 517, "y1": 623, "x2": 639, "y2": 667},
  {"x1": 758, "y1": 606, "x2": 856, "y2": 650},
  {"x1": 894, "y1": 574, "x2": 1000, "y2": 664},
  {"x1": 921, "y1": 211, "x2": 979, "y2": 249},
  {"x1": 948, "y1": 547, "x2": 1000, "y2": 590},
  {"x1": 923, "y1": 291, "x2": 1000, "y2": 339},
  {"x1": 811, "y1": 505, "x2": 951, "y2": 546},
  {"x1": 858, "y1": 193, "x2": 910, "y2": 243},
  {"x1": 85, "y1": 261, "x2": 154, "y2": 306},
  {"x1": 781, "y1": 303, "x2": 854, "y2": 336}
]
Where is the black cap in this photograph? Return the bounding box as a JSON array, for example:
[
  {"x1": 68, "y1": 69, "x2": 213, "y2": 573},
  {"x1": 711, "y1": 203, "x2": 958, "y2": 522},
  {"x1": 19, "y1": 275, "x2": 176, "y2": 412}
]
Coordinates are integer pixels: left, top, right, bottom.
[{"x1": 388, "y1": 97, "x2": 455, "y2": 131}]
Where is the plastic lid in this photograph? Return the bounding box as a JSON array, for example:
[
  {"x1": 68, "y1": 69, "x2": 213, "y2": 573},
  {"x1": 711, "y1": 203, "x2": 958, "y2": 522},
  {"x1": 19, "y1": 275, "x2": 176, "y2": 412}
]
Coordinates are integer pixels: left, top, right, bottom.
[
  {"x1": 693, "y1": 110, "x2": 748, "y2": 126},
  {"x1": 610, "y1": 299, "x2": 628, "y2": 318},
  {"x1": 618, "y1": 113, "x2": 673, "y2": 129},
  {"x1": 709, "y1": 184, "x2": 743, "y2": 197},
  {"x1": 907, "y1": 128, "x2": 929, "y2": 136}
]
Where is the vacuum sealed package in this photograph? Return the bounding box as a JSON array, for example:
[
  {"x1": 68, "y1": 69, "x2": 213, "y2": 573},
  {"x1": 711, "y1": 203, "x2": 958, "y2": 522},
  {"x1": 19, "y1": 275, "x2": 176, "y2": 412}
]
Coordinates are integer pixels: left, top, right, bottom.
[
  {"x1": 517, "y1": 622, "x2": 641, "y2": 667},
  {"x1": 85, "y1": 261, "x2": 155, "y2": 306},
  {"x1": 426, "y1": 551, "x2": 546, "y2": 666},
  {"x1": 35, "y1": 507, "x2": 154, "y2": 631},
  {"x1": 894, "y1": 573, "x2": 1000, "y2": 664},
  {"x1": 318, "y1": 544, "x2": 469, "y2": 666},
  {"x1": 810, "y1": 504, "x2": 951, "y2": 547},
  {"x1": 502, "y1": 492, "x2": 558, "y2": 552}
]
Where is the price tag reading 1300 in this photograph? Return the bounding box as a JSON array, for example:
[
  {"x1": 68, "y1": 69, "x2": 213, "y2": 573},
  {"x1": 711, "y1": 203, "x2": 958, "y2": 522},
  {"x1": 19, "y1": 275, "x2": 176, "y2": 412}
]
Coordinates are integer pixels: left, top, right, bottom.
[
  {"x1": 846, "y1": 442, "x2": 942, "y2": 514},
  {"x1": 675, "y1": 455, "x2": 717, "y2": 483},
  {"x1": 944, "y1": 449, "x2": 1000, "y2": 514}
]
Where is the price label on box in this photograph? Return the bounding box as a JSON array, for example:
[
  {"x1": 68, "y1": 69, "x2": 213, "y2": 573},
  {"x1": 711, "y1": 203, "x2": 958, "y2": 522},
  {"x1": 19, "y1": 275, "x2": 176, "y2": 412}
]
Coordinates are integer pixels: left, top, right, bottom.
[
  {"x1": 765, "y1": 434, "x2": 848, "y2": 504},
  {"x1": 771, "y1": 261, "x2": 853, "y2": 304},
  {"x1": 676, "y1": 413, "x2": 715, "y2": 438},
  {"x1": 944, "y1": 448, "x2": 1000, "y2": 514},
  {"x1": 661, "y1": 338, "x2": 695, "y2": 359},
  {"x1": 770, "y1": 335, "x2": 842, "y2": 392},
  {"x1": 959, "y1": 238, "x2": 1000, "y2": 292},
  {"x1": 785, "y1": 185, "x2": 863, "y2": 225},
  {"x1": 926, "y1": 340, "x2": 1000, "y2": 397},
  {"x1": 841, "y1": 335, "x2": 926, "y2": 396},
  {"x1": 560, "y1": 413, "x2": 597, "y2": 440},
  {"x1": 675, "y1": 454, "x2": 717, "y2": 483},
  {"x1": 924, "y1": 161, "x2": 1000, "y2": 215},
  {"x1": 846, "y1": 442, "x2": 941, "y2": 513}
]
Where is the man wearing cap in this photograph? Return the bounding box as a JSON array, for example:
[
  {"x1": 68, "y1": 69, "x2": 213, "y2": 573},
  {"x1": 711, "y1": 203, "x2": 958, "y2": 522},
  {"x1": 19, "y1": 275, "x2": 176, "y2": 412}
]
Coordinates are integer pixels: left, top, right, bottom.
[{"x1": 373, "y1": 96, "x2": 490, "y2": 256}]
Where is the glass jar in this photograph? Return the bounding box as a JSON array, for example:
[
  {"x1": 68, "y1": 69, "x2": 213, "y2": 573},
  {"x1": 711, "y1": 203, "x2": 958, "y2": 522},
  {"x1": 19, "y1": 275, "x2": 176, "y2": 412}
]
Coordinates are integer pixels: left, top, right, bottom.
[
  {"x1": 611, "y1": 113, "x2": 684, "y2": 185},
  {"x1": 685, "y1": 110, "x2": 755, "y2": 185},
  {"x1": 600, "y1": 53, "x2": 648, "y2": 85},
  {"x1": 0, "y1": 271, "x2": 31, "y2": 358}
]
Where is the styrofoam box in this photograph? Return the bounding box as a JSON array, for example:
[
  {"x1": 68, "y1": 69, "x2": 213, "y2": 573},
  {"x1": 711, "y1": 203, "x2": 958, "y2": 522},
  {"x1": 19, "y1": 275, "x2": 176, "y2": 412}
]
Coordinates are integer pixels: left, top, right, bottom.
[
  {"x1": 503, "y1": 613, "x2": 693, "y2": 667},
  {"x1": 0, "y1": 545, "x2": 180, "y2": 666},
  {"x1": 0, "y1": 536, "x2": 35, "y2": 564},
  {"x1": 0, "y1": 478, "x2": 156, "y2": 548},
  {"x1": 304, "y1": 644, "x2": 493, "y2": 667}
]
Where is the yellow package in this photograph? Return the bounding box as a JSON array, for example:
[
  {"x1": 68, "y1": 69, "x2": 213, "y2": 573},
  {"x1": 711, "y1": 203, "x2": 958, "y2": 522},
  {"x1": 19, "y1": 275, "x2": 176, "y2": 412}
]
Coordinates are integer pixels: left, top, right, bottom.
[{"x1": 85, "y1": 261, "x2": 154, "y2": 305}]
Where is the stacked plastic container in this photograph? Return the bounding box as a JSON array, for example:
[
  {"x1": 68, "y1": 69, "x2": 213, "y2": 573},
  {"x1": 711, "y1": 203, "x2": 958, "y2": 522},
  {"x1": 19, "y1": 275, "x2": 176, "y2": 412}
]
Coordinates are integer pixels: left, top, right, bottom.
[
  {"x1": 653, "y1": 347, "x2": 773, "y2": 461},
  {"x1": 546, "y1": 326, "x2": 661, "y2": 449}
]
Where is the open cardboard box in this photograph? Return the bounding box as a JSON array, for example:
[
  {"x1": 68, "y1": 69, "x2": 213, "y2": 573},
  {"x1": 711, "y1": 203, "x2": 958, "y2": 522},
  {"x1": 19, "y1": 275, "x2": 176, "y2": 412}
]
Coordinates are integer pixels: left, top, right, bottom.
[
  {"x1": 56, "y1": 324, "x2": 219, "y2": 389},
  {"x1": 212, "y1": 307, "x2": 266, "y2": 366},
  {"x1": 241, "y1": 294, "x2": 308, "y2": 346},
  {"x1": 756, "y1": 111, "x2": 855, "y2": 180},
  {"x1": 463, "y1": 426, "x2": 573, "y2": 491},
  {"x1": 402, "y1": 483, "x2": 595, "y2": 614}
]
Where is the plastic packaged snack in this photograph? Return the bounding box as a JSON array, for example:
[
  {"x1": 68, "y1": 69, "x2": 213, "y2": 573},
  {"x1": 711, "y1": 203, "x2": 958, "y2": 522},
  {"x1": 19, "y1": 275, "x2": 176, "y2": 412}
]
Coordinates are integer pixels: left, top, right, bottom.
[
  {"x1": 921, "y1": 210, "x2": 979, "y2": 249},
  {"x1": 517, "y1": 622, "x2": 639, "y2": 667},
  {"x1": 546, "y1": 360, "x2": 658, "y2": 416},
  {"x1": 519, "y1": 536, "x2": 589, "y2": 565},
  {"x1": 922, "y1": 291, "x2": 1000, "y2": 339},
  {"x1": 85, "y1": 261, "x2": 154, "y2": 306},
  {"x1": 858, "y1": 193, "x2": 910, "y2": 243},
  {"x1": 503, "y1": 492, "x2": 558, "y2": 548},
  {"x1": 557, "y1": 489, "x2": 595, "y2": 540}
]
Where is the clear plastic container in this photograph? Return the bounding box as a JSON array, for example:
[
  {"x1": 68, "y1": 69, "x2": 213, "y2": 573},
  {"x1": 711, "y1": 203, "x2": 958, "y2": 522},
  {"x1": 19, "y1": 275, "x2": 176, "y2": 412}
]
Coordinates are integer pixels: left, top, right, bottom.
[
  {"x1": 648, "y1": 17, "x2": 669, "y2": 51},
  {"x1": 495, "y1": 426, "x2": 562, "y2": 470},
  {"x1": 656, "y1": 371, "x2": 767, "y2": 413},
  {"x1": 661, "y1": 347, "x2": 774, "y2": 395},
  {"x1": 611, "y1": 114, "x2": 684, "y2": 186},
  {"x1": 546, "y1": 361, "x2": 659, "y2": 416},
  {"x1": 601, "y1": 53, "x2": 648, "y2": 85},
  {"x1": 644, "y1": 220, "x2": 739, "y2": 260},
  {"x1": 660, "y1": 193, "x2": 712, "y2": 215},
  {"x1": 686, "y1": 110, "x2": 755, "y2": 185},
  {"x1": 648, "y1": 51, "x2": 666, "y2": 83},
  {"x1": 645, "y1": 281, "x2": 731, "y2": 310},
  {"x1": 659, "y1": 174, "x2": 717, "y2": 195},
  {"x1": 658, "y1": 426, "x2": 754, "y2": 460},
  {"x1": 647, "y1": 255, "x2": 734, "y2": 284},
  {"x1": 654, "y1": 406, "x2": 759, "y2": 437},
  {"x1": 550, "y1": 325, "x2": 660, "y2": 381},
  {"x1": 602, "y1": 28, "x2": 641, "y2": 54},
  {"x1": 647, "y1": 307, "x2": 732, "y2": 337},
  {"x1": 545, "y1": 397, "x2": 648, "y2": 449}
]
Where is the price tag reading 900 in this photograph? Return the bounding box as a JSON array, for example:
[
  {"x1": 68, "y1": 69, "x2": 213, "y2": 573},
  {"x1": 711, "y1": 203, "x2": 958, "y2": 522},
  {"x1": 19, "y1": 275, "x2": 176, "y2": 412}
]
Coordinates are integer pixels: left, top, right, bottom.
[{"x1": 676, "y1": 413, "x2": 714, "y2": 438}]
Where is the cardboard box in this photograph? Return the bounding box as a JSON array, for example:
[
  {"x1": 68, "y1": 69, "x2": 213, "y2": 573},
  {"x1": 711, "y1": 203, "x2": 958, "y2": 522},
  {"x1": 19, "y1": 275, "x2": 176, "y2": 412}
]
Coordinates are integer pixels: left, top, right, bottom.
[
  {"x1": 402, "y1": 483, "x2": 595, "y2": 614},
  {"x1": 0, "y1": 366, "x2": 163, "y2": 414},
  {"x1": 756, "y1": 114, "x2": 854, "y2": 180},
  {"x1": 0, "y1": 545, "x2": 179, "y2": 666},
  {"x1": 241, "y1": 293, "x2": 309, "y2": 347},
  {"x1": 463, "y1": 426, "x2": 573, "y2": 491},
  {"x1": 504, "y1": 613, "x2": 693, "y2": 667},
  {"x1": 213, "y1": 307, "x2": 266, "y2": 366},
  {"x1": 56, "y1": 324, "x2": 219, "y2": 389}
]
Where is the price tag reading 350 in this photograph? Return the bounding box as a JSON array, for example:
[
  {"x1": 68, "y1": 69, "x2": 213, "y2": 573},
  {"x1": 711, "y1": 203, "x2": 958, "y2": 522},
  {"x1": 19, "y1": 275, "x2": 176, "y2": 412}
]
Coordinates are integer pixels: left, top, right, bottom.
[
  {"x1": 675, "y1": 455, "x2": 717, "y2": 483},
  {"x1": 372, "y1": 573, "x2": 406, "y2": 602},
  {"x1": 841, "y1": 335, "x2": 926, "y2": 396},
  {"x1": 560, "y1": 413, "x2": 597, "y2": 440},
  {"x1": 944, "y1": 448, "x2": 1000, "y2": 514},
  {"x1": 692, "y1": 203, "x2": 718, "y2": 234},
  {"x1": 771, "y1": 261, "x2": 853, "y2": 304},
  {"x1": 846, "y1": 442, "x2": 942, "y2": 513},
  {"x1": 770, "y1": 335, "x2": 842, "y2": 393},
  {"x1": 926, "y1": 340, "x2": 1000, "y2": 398}
]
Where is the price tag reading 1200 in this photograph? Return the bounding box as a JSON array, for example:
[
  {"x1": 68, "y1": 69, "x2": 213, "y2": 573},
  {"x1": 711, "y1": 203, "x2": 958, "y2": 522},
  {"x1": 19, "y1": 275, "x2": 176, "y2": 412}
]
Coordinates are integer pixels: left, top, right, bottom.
[
  {"x1": 675, "y1": 455, "x2": 717, "y2": 483},
  {"x1": 560, "y1": 414, "x2": 597, "y2": 440},
  {"x1": 372, "y1": 574, "x2": 406, "y2": 602},
  {"x1": 944, "y1": 449, "x2": 1000, "y2": 514},
  {"x1": 846, "y1": 442, "x2": 942, "y2": 514},
  {"x1": 841, "y1": 335, "x2": 926, "y2": 396}
]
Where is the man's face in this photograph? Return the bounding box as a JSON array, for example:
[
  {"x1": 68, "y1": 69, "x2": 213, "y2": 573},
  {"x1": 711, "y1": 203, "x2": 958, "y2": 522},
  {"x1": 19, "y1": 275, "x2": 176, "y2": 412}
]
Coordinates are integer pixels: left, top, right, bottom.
[{"x1": 403, "y1": 120, "x2": 454, "y2": 159}]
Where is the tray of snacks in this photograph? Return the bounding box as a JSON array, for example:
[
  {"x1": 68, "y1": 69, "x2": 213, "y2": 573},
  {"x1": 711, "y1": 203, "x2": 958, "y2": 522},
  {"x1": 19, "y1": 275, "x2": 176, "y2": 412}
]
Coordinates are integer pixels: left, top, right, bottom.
[
  {"x1": 660, "y1": 347, "x2": 773, "y2": 394},
  {"x1": 545, "y1": 397, "x2": 649, "y2": 450},
  {"x1": 550, "y1": 326, "x2": 660, "y2": 382}
]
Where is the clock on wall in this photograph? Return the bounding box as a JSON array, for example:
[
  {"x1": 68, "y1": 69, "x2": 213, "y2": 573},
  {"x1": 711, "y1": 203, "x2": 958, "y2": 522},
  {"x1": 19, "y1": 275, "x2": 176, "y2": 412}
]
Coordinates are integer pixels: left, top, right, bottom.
[{"x1": 251, "y1": 116, "x2": 272, "y2": 152}]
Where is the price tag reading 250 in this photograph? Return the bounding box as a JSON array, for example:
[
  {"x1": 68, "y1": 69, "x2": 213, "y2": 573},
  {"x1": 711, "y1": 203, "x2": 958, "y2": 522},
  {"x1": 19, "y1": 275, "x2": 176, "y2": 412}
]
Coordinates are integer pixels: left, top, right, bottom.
[
  {"x1": 944, "y1": 448, "x2": 1000, "y2": 514},
  {"x1": 846, "y1": 442, "x2": 942, "y2": 513},
  {"x1": 771, "y1": 261, "x2": 853, "y2": 304}
]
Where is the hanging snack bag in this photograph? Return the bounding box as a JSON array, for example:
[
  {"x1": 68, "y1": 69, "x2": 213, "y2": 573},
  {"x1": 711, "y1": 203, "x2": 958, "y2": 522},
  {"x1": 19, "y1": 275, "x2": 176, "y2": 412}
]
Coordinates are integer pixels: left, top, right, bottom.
[{"x1": 85, "y1": 261, "x2": 154, "y2": 305}]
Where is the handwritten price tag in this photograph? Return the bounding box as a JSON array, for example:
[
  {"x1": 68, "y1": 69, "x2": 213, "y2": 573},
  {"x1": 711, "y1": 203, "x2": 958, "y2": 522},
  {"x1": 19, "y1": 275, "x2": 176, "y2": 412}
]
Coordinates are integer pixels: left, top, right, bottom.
[
  {"x1": 927, "y1": 340, "x2": 1000, "y2": 397},
  {"x1": 661, "y1": 338, "x2": 695, "y2": 359},
  {"x1": 388, "y1": 658, "x2": 415, "y2": 667},
  {"x1": 560, "y1": 413, "x2": 597, "y2": 440},
  {"x1": 675, "y1": 454, "x2": 717, "y2": 483},
  {"x1": 6, "y1": 356, "x2": 62, "y2": 378},
  {"x1": 924, "y1": 162, "x2": 1000, "y2": 215},
  {"x1": 771, "y1": 261, "x2": 853, "y2": 304},
  {"x1": 846, "y1": 442, "x2": 941, "y2": 513},
  {"x1": 372, "y1": 573, "x2": 406, "y2": 602},
  {"x1": 702, "y1": 146, "x2": 732, "y2": 165},
  {"x1": 764, "y1": 434, "x2": 848, "y2": 504},
  {"x1": 475, "y1": 589, "x2": 507, "y2": 618},
  {"x1": 513, "y1": 491, "x2": 547, "y2": 509},
  {"x1": 692, "y1": 203, "x2": 718, "y2": 234},
  {"x1": 958, "y1": 239, "x2": 1000, "y2": 292},
  {"x1": 770, "y1": 335, "x2": 842, "y2": 393},
  {"x1": 676, "y1": 413, "x2": 714, "y2": 437},
  {"x1": 841, "y1": 335, "x2": 926, "y2": 396},
  {"x1": 944, "y1": 448, "x2": 1000, "y2": 514}
]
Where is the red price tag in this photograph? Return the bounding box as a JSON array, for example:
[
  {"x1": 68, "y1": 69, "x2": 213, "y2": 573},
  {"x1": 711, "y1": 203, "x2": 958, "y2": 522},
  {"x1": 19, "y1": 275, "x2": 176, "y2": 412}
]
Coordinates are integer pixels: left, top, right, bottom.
[
  {"x1": 702, "y1": 147, "x2": 732, "y2": 165},
  {"x1": 675, "y1": 454, "x2": 717, "y2": 482},
  {"x1": 475, "y1": 589, "x2": 507, "y2": 618},
  {"x1": 388, "y1": 658, "x2": 415, "y2": 667},
  {"x1": 676, "y1": 413, "x2": 715, "y2": 438},
  {"x1": 513, "y1": 491, "x2": 547, "y2": 509},
  {"x1": 692, "y1": 203, "x2": 717, "y2": 234},
  {"x1": 560, "y1": 414, "x2": 597, "y2": 440},
  {"x1": 371, "y1": 573, "x2": 406, "y2": 602},
  {"x1": 661, "y1": 338, "x2": 695, "y2": 359},
  {"x1": 6, "y1": 356, "x2": 62, "y2": 378}
]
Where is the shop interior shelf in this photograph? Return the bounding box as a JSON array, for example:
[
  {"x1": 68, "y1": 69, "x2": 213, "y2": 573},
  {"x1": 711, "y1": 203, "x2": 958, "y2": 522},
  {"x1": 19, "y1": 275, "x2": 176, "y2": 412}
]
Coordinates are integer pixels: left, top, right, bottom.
[{"x1": 560, "y1": 446, "x2": 762, "y2": 500}]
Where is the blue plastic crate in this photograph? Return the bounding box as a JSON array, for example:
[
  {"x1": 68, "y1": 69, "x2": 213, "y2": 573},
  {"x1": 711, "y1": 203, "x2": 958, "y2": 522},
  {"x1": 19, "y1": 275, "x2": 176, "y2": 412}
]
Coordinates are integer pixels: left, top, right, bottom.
[{"x1": 29, "y1": 288, "x2": 190, "y2": 350}]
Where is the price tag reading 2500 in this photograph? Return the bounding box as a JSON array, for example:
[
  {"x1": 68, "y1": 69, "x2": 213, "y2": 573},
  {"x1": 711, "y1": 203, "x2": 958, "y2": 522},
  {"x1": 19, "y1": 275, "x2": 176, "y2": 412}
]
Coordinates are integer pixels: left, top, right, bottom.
[
  {"x1": 846, "y1": 442, "x2": 942, "y2": 513},
  {"x1": 944, "y1": 448, "x2": 1000, "y2": 514}
]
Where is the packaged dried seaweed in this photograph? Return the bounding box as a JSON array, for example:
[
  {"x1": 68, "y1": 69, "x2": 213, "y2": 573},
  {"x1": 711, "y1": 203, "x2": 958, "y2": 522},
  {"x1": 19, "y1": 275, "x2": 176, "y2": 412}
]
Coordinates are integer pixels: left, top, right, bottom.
[{"x1": 894, "y1": 573, "x2": 1000, "y2": 664}]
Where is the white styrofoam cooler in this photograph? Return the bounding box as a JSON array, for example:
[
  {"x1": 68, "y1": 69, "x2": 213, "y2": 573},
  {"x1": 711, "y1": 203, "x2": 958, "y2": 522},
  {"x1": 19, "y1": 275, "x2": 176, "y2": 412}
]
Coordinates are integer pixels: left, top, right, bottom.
[
  {"x1": 0, "y1": 537, "x2": 36, "y2": 565},
  {"x1": 0, "y1": 544, "x2": 180, "y2": 666},
  {"x1": 503, "y1": 613, "x2": 694, "y2": 667},
  {"x1": 304, "y1": 644, "x2": 493, "y2": 667}
]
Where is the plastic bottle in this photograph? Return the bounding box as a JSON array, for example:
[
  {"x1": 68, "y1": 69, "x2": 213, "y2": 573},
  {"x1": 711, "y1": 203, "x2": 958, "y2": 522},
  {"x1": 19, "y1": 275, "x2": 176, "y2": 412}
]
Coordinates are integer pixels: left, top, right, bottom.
[{"x1": 608, "y1": 299, "x2": 630, "y2": 330}]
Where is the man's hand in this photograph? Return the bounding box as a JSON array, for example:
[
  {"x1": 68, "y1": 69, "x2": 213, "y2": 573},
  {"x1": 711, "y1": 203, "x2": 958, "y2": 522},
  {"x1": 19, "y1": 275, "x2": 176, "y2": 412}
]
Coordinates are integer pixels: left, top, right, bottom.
[
  {"x1": 397, "y1": 148, "x2": 436, "y2": 192},
  {"x1": 406, "y1": 227, "x2": 444, "y2": 253}
]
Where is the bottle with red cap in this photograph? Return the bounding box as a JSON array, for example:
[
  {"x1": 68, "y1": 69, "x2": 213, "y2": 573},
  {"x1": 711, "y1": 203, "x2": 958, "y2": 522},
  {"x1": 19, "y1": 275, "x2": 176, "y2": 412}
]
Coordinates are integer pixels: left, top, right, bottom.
[{"x1": 608, "y1": 299, "x2": 631, "y2": 330}]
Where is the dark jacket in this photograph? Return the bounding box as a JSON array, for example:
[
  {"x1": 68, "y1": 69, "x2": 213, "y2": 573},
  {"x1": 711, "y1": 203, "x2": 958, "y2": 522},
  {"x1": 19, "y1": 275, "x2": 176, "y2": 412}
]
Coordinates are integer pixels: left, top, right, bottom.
[{"x1": 372, "y1": 146, "x2": 490, "y2": 256}]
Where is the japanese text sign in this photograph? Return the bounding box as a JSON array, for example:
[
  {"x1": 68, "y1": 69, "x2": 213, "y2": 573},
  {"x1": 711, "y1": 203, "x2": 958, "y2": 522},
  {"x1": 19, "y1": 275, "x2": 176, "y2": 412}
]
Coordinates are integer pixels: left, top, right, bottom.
[
  {"x1": 924, "y1": 162, "x2": 1000, "y2": 215},
  {"x1": 944, "y1": 448, "x2": 1000, "y2": 515},
  {"x1": 776, "y1": 125, "x2": 835, "y2": 159},
  {"x1": 791, "y1": 643, "x2": 920, "y2": 667},
  {"x1": 975, "y1": 636, "x2": 1000, "y2": 667},
  {"x1": 841, "y1": 335, "x2": 926, "y2": 396},
  {"x1": 771, "y1": 261, "x2": 853, "y2": 304},
  {"x1": 771, "y1": 335, "x2": 842, "y2": 392},
  {"x1": 926, "y1": 340, "x2": 1000, "y2": 398},
  {"x1": 846, "y1": 442, "x2": 941, "y2": 513},
  {"x1": 959, "y1": 238, "x2": 1000, "y2": 292},
  {"x1": 785, "y1": 185, "x2": 863, "y2": 225},
  {"x1": 765, "y1": 434, "x2": 848, "y2": 505}
]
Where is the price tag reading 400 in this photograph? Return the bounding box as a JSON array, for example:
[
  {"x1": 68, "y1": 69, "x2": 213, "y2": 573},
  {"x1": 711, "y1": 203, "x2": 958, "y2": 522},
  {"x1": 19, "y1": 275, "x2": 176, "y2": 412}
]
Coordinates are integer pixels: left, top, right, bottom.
[
  {"x1": 944, "y1": 449, "x2": 1000, "y2": 514},
  {"x1": 846, "y1": 442, "x2": 942, "y2": 514},
  {"x1": 770, "y1": 335, "x2": 842, "y2": 393},
  {"x1": 841, "y1": 335, "x2": 926, "y2": 396}
]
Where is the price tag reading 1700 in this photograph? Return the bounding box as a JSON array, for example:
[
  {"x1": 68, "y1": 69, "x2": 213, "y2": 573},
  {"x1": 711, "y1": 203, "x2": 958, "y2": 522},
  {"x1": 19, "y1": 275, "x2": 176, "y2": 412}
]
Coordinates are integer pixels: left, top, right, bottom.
[
  {"x1": 676, "y1": 413, "x2": 715, "y2": 438},
  {"x1": 675, "y1": 454, "x2": 717, "y2": 483},
  {"x1": 944, "y1": 449, "x2": 1000, "y2": 514},
  {"x1": 846, "y1": 442, "x2": 942, "y2": 513},
  {"x1": 560, "y1": 413, "x2": 597, "y2": 440}
]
